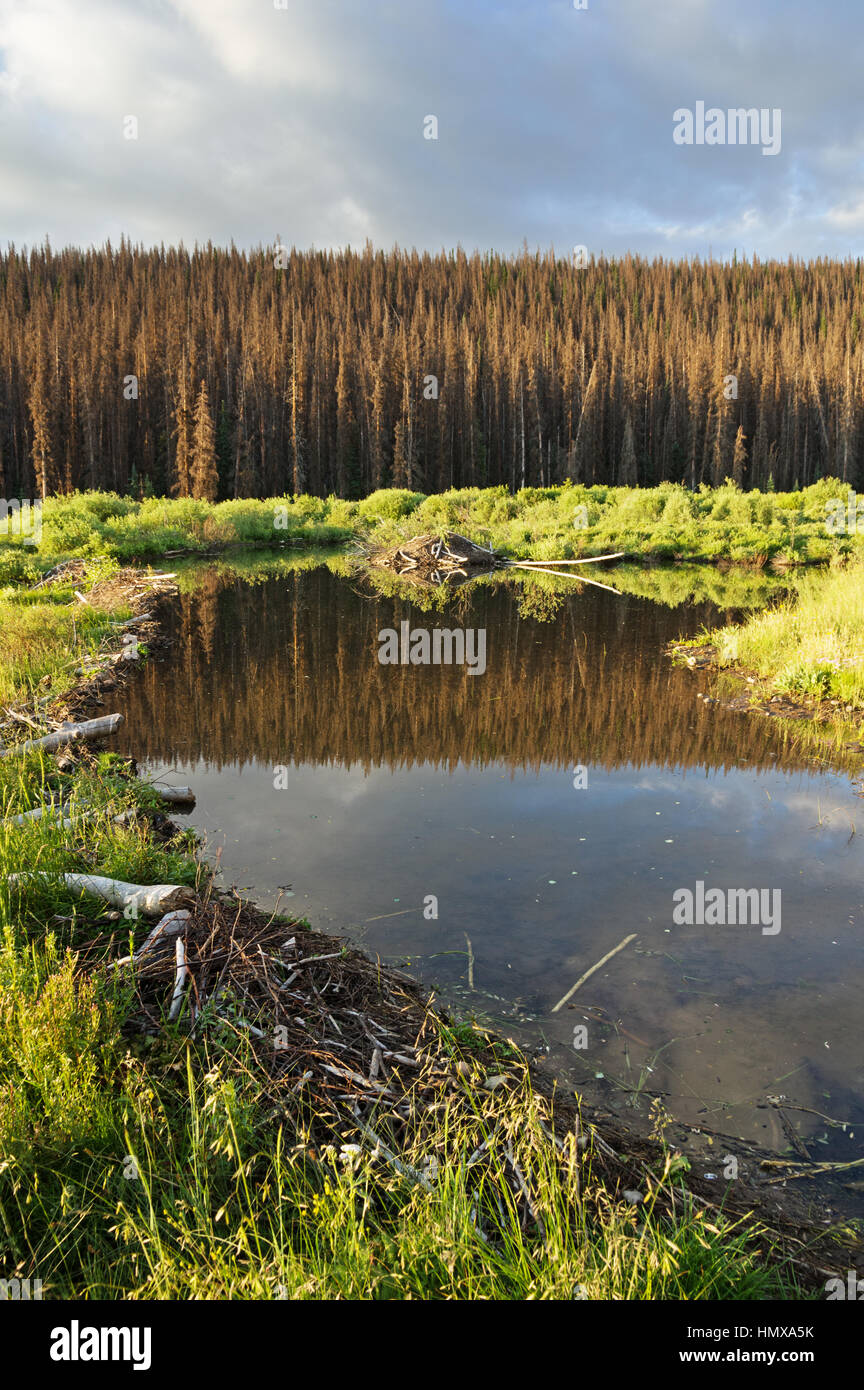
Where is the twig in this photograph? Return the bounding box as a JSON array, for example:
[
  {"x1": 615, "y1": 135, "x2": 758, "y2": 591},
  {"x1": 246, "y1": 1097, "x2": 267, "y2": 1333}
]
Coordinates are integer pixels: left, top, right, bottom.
[
  {"x1": 168, "y1": 938, "x2": 190, "y2": 1021},
  {"x1": 551, "y1": 934, "x2": 638, "y2": 1013}
]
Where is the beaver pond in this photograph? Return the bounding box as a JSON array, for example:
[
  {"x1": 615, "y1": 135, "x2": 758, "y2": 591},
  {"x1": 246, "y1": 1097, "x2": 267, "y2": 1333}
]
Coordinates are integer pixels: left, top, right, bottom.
[{"x1": 114, "y1": 558, "x2": 864, "y2": 1172}]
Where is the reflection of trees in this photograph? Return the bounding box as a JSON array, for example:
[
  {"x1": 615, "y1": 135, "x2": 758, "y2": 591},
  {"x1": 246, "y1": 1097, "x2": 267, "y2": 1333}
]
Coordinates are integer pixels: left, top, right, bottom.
[{"x1": 117, "y1": 568, "x2": 813, "y2": 775}]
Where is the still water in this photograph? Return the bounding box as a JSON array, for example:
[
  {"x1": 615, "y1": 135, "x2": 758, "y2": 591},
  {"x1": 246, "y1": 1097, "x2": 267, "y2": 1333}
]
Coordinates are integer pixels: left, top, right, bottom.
[{"x1": 115, "y1": 562, "x2": 864, "y2": 1158}]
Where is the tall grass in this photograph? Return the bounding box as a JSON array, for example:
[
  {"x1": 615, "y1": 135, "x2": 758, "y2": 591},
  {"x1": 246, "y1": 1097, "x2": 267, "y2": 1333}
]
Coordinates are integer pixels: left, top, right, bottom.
[
  {"x1": 712, "y1": 561, "x2": 864, "y2": 707},
  {"x1": 0, "y1": 741, "x2": 812, "y2": 1300}
]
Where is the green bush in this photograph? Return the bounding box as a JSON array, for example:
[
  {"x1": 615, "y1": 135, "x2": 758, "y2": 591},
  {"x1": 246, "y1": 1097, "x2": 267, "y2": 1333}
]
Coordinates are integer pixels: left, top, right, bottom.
[
  {"x1": 356, "y1": 489, "x2": 425, "y2": 522},
  {"x1": 0, "y1": 546, "x2": 41, "y2": 585}
]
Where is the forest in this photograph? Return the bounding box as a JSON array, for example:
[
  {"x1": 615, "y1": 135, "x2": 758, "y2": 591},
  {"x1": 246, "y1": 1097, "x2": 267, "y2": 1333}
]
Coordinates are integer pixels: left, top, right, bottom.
[{"x1": 1, "y1": 242, "x2": 862, "y2": 503}]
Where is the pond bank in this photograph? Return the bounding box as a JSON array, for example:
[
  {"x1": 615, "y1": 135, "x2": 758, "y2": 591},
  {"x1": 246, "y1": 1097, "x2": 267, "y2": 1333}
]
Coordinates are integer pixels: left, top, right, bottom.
[
  {"x1": 667, "y1": 561, "x2": 864, "y2": 787},
  {"x1": 3, "y1": 557, "x2": 863, "y2": 1297}
]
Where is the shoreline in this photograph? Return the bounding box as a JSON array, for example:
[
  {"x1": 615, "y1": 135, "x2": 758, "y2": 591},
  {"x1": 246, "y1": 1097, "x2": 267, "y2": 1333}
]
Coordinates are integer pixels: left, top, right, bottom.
[{"x1": 2, "y1": 555, "x2": 862, "y2": 1297}]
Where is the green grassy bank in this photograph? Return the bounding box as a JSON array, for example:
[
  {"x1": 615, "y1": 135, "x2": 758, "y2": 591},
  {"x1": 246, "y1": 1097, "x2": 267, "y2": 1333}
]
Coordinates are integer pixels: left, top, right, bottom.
[
  {"x1": 4, "y1": 478, "x2": 864, "y2": 567},
  {"x1": 706, "y1": 561, "x2": 864, "y2": 710}
]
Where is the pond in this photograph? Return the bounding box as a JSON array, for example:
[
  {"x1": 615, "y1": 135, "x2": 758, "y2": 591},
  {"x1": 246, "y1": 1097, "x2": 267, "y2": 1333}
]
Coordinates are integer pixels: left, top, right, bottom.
[{"x1": 115, "y1": 559, "x2": 864, "y2": 1167}]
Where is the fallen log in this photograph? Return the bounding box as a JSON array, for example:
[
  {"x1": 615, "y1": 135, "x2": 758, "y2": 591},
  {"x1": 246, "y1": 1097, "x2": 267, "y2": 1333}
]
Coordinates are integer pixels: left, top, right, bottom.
[
  {"x1": 506, "y1": 552, "x2": 625, "y2": 566},
  {"x1": 0, "y1": 713, "x2": 123, "y2": 759},
  {"x1": 3, "y1": 799, "x2": 66, "y2": 826},
  {"x1": 154, "y1": 786, "x2": 196, "y2": 807},
  {"x1": 110, "y1": 613, "x2": 153, "y2": 628},
  {"x1": 504, "y1": 562, "x2": 622, "y2": 594},
  {"x1": 2, "y1": 784, "x2": 193, "y2": 829},
  {"x1": 7, "y1": 871, "x2": 196, "y2": 917}
]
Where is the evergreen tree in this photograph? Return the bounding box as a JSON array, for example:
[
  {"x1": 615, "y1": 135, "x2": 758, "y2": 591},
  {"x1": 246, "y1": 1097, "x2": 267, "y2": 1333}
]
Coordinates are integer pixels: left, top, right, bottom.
[{"x1": 190, "y1": 380, "x2": 219, "y2": 502}]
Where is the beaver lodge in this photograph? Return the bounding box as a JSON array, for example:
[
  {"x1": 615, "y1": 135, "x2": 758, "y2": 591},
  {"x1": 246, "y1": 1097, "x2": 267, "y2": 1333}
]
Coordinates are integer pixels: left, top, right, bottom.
[
  {"x1": 366, "y1": 531, "x2": 502, "y2": 582},
  {"x1": 363, "y1": 532, "x2": 626, "y2": 591}
]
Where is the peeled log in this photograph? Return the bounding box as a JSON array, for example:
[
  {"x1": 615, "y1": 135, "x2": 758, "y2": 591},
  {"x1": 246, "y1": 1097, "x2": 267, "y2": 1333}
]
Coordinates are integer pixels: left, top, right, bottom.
[
  {"x1": 155, "y1": 786, "x2": 196, "y2": 807},
  {"x1": 0, "y1": 714, "x2": 123, "y2": 759},
  {"x1": 3, "y1": 800, "x2": 66, "y2": 827},
  {"x1": 115, "y1": 909, "x2": 192, "y2": 966},
  {"x1": 7, "y1": 872, "x2": 196, "y2": 917}
]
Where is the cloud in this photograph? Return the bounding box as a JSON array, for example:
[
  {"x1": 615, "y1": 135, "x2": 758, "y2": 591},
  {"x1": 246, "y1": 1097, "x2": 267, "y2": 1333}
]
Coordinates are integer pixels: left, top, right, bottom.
[{"x1": 0, "y1": 0, "x2": 862, "y2": 257}]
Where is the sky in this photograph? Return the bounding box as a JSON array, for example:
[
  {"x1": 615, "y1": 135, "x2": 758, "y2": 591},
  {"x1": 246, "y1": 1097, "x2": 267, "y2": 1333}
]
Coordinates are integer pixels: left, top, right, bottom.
[{"x1": 0, "y1": 0, "x2": 862, "y2": 260}]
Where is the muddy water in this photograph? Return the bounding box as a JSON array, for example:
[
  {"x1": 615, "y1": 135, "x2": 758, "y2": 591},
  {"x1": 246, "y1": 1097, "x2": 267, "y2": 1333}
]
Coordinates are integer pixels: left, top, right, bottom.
[{"x1": 115, "y1": 563, "x2": 864, "y2": 1162}]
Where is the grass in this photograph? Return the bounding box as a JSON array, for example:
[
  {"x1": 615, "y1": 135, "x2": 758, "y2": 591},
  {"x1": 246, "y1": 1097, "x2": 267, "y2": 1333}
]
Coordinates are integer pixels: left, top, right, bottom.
[
  {"x1": 0, "y1": 886, "x2": 802, "y2": 1303},
  {"x1": 709, "y1": 560, "x2": 864, "y2": 709},
  {"x1": 0, "y1": 552, "x2": 130, "y2": 707},
  {"x1": 4, "y1": 477, "x2": 864, "y2": 567},
  {"x1": 0, "y1": 561, "x2": 819, "y2": 1300}
]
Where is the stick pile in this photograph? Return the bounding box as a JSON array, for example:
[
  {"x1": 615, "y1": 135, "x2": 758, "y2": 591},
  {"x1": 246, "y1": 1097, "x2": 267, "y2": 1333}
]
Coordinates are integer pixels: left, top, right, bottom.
[{"x1": 368, "y1": 531, "x2": 501, "y2": 583}]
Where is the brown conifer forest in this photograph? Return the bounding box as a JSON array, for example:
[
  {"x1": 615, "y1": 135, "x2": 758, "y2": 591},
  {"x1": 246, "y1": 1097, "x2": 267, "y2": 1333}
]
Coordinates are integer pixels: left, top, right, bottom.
[{"x1": 2, "y1": 241, "x2": 862, "y2": 502}]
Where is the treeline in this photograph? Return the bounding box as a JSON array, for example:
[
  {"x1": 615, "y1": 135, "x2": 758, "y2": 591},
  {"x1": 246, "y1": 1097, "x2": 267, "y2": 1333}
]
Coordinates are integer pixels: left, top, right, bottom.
[{"x1": 2, "y1": 241, "x2": 863, "y2": 502}]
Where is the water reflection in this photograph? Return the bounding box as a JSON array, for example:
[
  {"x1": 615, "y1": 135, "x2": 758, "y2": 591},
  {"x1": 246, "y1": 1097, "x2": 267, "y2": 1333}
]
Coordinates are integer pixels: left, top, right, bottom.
[{"x1": 115, "y1": 564, "x2": 864, "y2": 1170}]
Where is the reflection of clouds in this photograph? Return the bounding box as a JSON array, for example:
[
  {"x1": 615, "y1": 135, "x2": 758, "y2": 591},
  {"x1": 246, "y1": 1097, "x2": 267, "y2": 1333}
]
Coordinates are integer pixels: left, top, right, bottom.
[{"x1": 279, "y1": 763, "x2": 393, "y2": 810}]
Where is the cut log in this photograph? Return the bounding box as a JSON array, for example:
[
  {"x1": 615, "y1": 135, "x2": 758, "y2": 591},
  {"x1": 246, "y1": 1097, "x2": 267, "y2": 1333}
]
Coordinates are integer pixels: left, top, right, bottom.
[
  {"x1": 0, "y1": 713, "x2": 123, "y2": 759},
  {"x1": 110, "y1": 613, "x2": 152, "y2": 628},
  {"x1": 133, "y1": 909, "x2": 192, "y2": 963},
  {"x1": 3, "y1": 799, "x2": 66, "y2": 827},
  {"x1": 7, "y1": 872, "x2": 196, "y2": 917},
  {"x1": 154, "y1": 786, "x2": 196, "y2": 807}
]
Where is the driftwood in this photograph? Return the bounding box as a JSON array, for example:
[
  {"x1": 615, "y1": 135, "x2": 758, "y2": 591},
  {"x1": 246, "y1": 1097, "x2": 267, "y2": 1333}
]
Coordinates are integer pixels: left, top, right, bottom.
[
  {"x1": 136, "y1": 909, "x2": 191, "y2": 960},
  {"x1": 508, "y1": 552, "x2": 625, "y2": 567},
  {"x1": 2, "y1": 783, "x2": 194, "y2": 830},
  {"x1": 110, "y1": 613, "x2": 153, "y2": 629},
  {"x1": 115, "y1": 909, "x2": 192, "y2": 967},
  {"x1": 7, "y1": 872, "x2": 196, "y2": 917},
  {"x1": 0, "y1": 713, "x2": 123, "y2": 759},
  {"x1": 505, "y1": 562, "x2": 622, "y2": 595},
  {"x1": 2, "y1": 805, "x2": 126, "y2": 832},
  {"x1": 3, "y1": 799, "x2": 65, "y2": 827}
]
